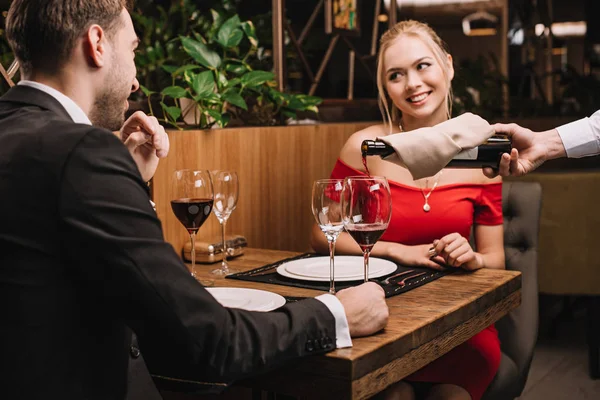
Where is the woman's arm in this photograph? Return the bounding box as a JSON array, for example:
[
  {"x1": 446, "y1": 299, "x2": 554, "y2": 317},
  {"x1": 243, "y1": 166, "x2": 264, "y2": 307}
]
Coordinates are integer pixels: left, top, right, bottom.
[
  {"x1": 473, "y1": 224, "x2": 505, "y2": 270},
  {"x1": 310, "y1": 223, "x2": 446, "y2": 270}
]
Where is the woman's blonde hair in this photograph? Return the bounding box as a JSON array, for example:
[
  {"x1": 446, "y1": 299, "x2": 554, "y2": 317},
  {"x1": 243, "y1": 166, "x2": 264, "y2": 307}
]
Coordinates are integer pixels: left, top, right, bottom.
[{"x1": 376, "y1": 20, "x2": 454, "y2": 132}]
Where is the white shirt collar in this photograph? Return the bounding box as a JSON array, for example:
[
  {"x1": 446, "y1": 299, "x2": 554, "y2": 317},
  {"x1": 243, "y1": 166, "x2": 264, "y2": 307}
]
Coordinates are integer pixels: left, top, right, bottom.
[{"x1": 18, "y1": 80, "x2": 92, "y2": 125}]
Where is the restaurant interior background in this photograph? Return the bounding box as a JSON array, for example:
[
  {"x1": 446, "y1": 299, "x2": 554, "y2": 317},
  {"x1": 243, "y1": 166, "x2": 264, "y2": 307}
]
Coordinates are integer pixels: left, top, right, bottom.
[{"x1": 0, "y1": 0, "x2": 598, "y2": 397}]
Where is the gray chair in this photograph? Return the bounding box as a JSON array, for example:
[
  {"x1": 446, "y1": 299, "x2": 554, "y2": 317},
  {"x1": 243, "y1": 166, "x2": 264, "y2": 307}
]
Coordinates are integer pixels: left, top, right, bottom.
[{"x1": 483, "y1": 181, "x2": 542, "y2": 400}]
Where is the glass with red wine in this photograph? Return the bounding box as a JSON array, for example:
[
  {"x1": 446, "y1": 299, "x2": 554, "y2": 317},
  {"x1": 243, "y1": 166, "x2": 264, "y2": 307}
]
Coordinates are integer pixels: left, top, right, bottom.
[
  {"x1": 341, "y1": 176, "x2": 392, "y2": 282},
  {"x1": 171, "y1": 169, "x2": 214, "y2": 283}
]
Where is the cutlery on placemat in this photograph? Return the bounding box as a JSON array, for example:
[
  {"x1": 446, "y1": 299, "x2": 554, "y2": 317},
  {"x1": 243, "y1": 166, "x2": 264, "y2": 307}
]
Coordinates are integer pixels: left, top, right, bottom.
[
  {"x1": 381, "y1": 269, "x2": 415, "y2": 285},
  {"x1": 396, "y1": 271, "x2": 428, "y2": 288},
  {"x1": 393, "y1": 272, "x2": 430, "y2": 292}
]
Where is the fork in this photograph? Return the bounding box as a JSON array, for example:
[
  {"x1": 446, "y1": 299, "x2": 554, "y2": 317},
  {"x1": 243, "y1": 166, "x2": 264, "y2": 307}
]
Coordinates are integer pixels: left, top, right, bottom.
[
  {"x1": 381, "y1": 269, "x2": 415, "y2": 285},
  {"x1": 396, "y1": 271, "x2": 428, "y2": 288}
]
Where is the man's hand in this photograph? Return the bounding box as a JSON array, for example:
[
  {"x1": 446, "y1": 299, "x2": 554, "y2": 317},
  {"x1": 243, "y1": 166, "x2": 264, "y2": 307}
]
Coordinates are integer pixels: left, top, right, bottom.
[
  {"x1": 120, "y1": 111, "x2": 170, "y2": 182},
  {"x1": 483, "y1": 123, "x2": 558, "y2": 178},
  {"x1": 336, "y1": 282, "x2": 388, "y2": 337}
]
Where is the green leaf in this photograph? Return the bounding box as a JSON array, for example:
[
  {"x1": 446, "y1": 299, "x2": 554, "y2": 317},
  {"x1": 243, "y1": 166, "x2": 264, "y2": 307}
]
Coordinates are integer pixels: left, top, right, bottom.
[
  {"x1": 286, "y1": 96, "x2": 305, "y2": 110},
  {"x1": 161, "y1": 86, "x2": 188, "y2": 99},
  {"x1": 139, "y1": 85, "x2": 156, "y2": 97},
  {"x1": 227, "y1": 78, "x2": 241, "y2": 87},
  {"x1": 211, "y1": 9, "x2": 225, "y2": 31},
  {"x1": 225, "y1": 63, "x2": 248, "y2": 75},
  {"x1": 193, "y1": 71, "x2": 215, "y2": 97},
  {"x1": 171, "y1": 64, "x2": 201, "y2": 77},
  {"x1": 220, "y1": 113, "x2": 231, "y2": 127},
  {"x1": 205, "y1": 109, "x2": 223, "y2": 125},
  {"x1": 223, "y1": 90, "x2": 247, "y2": 110},
  {"x1": 241, "y1": 70, "x2": 275, "y2": 87},
  {"x1": 241, "y1": 21, "x2": 258, "y2": 48},
  {"x1": 216, "y1": 15, "x2": 242, "y2": 48},
  {"x1": 160, "y1": 102, "x2": 182, "y2": 121},
  {"x1": 267, "y1": 87, "x2": 285, "y2": 105},
  {"x1": 205, "y1": 109, "x2": 222, "y2": 119},
  {"x1": 161, "y1": 65, "x2": 178, "y2": 74},
  {"x1": 282, "y1": 109, "x2": 297, "y2": 119},
  {"x1": 201, "y1": 93, "x2": 222, "y2": 105},
  {"x1": 296, "y1": 94, "x2": 323, "y2": 106},
  {"x1": 216, "y1": 71, "x2": 228, "y2": 89},
  {"x1": 184, "y1": 70, "x2": 195, "y2": 86},
  {"x1": 180, "y1": 36, "x2": 221, "y2": 69}
]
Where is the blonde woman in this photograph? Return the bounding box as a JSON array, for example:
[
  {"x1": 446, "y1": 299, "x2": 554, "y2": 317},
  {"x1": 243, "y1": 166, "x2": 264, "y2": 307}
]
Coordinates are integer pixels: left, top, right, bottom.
[{"x1": 311, "y1": 20, "x2": 505, "y2": 400}]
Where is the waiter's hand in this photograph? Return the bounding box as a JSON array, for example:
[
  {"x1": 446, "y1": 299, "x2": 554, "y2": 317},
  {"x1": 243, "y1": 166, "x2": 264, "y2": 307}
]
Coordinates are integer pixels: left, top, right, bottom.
[
  {"x1": 120, "y1": 111, "x2": 170, "y2": 182},
  {"x1": 484, "y1": 123, "x2": 553, "y2": 178}
]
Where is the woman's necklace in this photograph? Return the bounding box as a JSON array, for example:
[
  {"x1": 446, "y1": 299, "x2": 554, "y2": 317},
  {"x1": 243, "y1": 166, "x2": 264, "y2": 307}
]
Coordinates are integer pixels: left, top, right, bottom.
[
  {"x1": 399, "y1": 120, "x2": 444, "y2": 212},
  {"x1": 417, "y1": 171, "x2": 443, "y2": 212}
]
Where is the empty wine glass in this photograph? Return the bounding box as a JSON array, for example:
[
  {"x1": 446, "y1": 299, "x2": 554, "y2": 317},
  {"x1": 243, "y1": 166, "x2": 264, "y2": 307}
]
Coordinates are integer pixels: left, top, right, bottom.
[
  {"x1": 171, "y1": 170, "x2": 214, "y2": 284},
  {"x1": 312, "y1": 179, "x2": 345, "y2": 294},
  {"x1": 210, "y1": 171, "x2": 239, "y2": 276},
  {"x1": 342, "y1": 176, "x2": 392, "y2": 282}
]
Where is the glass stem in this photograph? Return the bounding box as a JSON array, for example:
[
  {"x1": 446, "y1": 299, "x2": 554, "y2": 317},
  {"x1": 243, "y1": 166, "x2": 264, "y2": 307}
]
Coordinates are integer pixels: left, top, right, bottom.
[
  {"x1": 328, "y1": 239, "x2": 336, "y2": 294},
  {"x1": 190, "y1": 231, "x2": 196, "y2": 278},
  {"x1": 363, "y1": 247, "x2": 371, "y2": 283},
  {"x1": 221, "y1": 219, "x2": 228, "y2": 271}
]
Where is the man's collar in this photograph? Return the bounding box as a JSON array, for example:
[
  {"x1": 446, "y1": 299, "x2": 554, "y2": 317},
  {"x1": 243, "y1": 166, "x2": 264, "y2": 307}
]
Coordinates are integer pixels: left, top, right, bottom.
[{"x1": 17, "y1": 80, "x2": 91, "y2": 125}]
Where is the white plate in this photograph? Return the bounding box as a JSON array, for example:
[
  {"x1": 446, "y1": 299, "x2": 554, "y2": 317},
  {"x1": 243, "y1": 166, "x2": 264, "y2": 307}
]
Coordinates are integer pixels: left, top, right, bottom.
[
  {"x1": 284, "y1": 256, "x2": 385, "y2": 278},
  {"x1": 277, "y1": 256, "x2": 397, "y2": 282},
  {"x1": 206, "y1": 287, "x2": 286, "y2": 312}
]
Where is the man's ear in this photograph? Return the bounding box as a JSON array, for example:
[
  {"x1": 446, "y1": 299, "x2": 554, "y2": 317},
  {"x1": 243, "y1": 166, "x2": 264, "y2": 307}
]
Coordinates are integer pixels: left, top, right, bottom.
[
  {"x1": 447, "y1": 54, "x2": 455, "y2": 82},
  {"x1": 85, "y1": 24, "x2": 107, "y2": 68}
]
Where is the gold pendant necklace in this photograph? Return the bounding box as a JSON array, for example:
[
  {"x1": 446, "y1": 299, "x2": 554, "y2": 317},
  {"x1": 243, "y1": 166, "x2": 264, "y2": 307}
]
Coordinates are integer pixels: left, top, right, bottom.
[{"x1": 417, "y1": 171, "x2": 443, "y2": 212}]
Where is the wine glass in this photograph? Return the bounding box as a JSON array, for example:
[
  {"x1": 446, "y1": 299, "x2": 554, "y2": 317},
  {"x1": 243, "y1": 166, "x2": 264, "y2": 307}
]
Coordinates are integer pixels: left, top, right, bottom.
[
  {"x1": 312, "y1": 179, "x2": 345, "y2": 294},
  {"x1": 210, "y1": 171, "x2": 239, "y2": 276},
  {"x1": 171, "y1": 169, "x2": 214, "y2": 283},
  {"x1": 342, "y1": 176, "x2": 392, "y2": 282}
]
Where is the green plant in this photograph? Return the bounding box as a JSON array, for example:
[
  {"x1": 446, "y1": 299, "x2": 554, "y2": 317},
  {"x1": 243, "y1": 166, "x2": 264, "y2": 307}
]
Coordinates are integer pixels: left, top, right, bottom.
[
  {"x1": 452, "y1": 53, "x2": 508, "y2": 120},
  {"x1": 136, "y1": 3, "x2": 322, "y2": 129}
]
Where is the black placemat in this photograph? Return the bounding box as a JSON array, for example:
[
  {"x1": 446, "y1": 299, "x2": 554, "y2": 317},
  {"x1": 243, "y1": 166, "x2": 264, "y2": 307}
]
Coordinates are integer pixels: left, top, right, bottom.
[{"x1": 226, "y1": 253, "x2": 453, "y2": 298}]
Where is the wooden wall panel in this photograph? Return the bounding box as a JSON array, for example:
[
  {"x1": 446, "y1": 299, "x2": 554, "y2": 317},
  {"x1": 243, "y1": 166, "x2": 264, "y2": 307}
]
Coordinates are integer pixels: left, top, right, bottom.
[{"x1": 153, "y1": 122, "x2": 374, "y2": 255}]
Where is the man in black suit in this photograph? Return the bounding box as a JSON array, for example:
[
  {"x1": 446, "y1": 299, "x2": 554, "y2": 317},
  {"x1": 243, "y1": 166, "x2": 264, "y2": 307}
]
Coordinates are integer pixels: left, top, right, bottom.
[{"x1": 0, "y1": 1, "x2": 388, "y2": 399}]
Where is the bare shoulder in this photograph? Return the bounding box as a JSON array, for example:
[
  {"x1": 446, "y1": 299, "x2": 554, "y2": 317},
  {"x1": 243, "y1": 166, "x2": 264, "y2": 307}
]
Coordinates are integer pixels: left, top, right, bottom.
[
  {"x1": 442, "y1": 168, "x2": 503, "y2": 185},
  {"x1": 340, "y1": 124, "x2": 391, "y2": 170}
]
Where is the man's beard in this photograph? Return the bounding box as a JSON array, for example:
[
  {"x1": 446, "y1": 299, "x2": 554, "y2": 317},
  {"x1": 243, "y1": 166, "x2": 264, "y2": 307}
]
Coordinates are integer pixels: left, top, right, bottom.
[{"x1": 89, "y1": 72, "x2": 128, "y2": 131}]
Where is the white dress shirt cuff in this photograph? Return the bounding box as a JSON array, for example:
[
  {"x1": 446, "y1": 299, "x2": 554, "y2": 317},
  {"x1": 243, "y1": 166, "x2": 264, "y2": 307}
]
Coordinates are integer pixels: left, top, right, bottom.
[
  {"x1": 556, "y1": 116, "x2": 600, "y2": 158},
  {"x1": 315, "y1": 294, "x2": 352, "y2": 348}
]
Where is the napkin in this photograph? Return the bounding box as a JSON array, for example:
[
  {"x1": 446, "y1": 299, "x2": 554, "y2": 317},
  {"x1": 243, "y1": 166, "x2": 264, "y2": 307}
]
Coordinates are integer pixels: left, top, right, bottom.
[{"x1": 378, "y1": 113, "x2": 495, "y2": 179}]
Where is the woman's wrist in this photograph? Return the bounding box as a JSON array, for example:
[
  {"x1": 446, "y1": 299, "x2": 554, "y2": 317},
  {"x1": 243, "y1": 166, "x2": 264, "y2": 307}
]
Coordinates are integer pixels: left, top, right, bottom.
[
  {"x1": 374, "y1": 241, "x2": 403, "y2": 260},
  {"x1": 474, "y1": 253, "x2": 485, "y2": 270}
]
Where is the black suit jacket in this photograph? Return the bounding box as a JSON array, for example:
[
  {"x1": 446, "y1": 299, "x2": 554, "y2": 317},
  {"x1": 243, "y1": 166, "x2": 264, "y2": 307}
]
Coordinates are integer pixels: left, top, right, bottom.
[{"x1": 0, "y1": 85, "x2": 336, "y2": 399}]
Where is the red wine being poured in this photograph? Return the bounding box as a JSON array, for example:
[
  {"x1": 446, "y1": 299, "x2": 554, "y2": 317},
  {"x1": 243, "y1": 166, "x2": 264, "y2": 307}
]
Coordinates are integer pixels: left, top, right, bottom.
[
  {"x1": 361, "y1": 154, "x2": 371, "y2": 177},
  {"x1": 171, "y1": 198, "x2": 214, "y2": 233},
  {"x1": 346, "y1": 223, "x2": 387, "y2": 250}
]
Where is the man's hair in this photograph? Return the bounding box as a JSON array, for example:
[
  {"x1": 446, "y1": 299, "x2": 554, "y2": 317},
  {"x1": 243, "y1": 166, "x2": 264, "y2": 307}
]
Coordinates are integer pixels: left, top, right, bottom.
[{"x1": 6, "y1": 0, "x2": 132, "y2": 76}]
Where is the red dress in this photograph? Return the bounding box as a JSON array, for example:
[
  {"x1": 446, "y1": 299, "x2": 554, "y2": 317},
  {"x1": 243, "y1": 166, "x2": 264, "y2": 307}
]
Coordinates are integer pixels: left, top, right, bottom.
[{"x1": 330, "y1": 159, "x2": 502, "y2": 400}]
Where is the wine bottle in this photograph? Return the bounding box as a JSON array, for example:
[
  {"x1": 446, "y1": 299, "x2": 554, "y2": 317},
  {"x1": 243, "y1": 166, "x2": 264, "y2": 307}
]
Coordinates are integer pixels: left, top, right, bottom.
[{"x1": 361, "y1": 136, "x2": 512, "y2": 169}]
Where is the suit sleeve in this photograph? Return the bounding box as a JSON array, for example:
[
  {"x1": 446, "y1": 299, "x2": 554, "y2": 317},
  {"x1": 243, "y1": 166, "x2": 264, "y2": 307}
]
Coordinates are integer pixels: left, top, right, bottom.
[{"x1": 57, "y1": 129, "x2": 337, "y2": 390}]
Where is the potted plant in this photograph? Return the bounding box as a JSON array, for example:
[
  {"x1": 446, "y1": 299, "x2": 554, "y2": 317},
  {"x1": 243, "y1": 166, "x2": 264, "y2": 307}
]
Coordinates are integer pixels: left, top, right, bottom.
[{"x1": 133, "y1": 1, "x2": 322, "y2": 129}]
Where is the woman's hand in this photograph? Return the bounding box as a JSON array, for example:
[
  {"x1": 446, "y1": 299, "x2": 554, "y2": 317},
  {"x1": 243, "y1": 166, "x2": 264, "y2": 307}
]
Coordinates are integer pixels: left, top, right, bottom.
[
  {"x1": 432, "y1": 233, "x2": 483, "y2": 271},
  {"x1": 386, "y1": 242, "x2": 446, "y2": 271}
]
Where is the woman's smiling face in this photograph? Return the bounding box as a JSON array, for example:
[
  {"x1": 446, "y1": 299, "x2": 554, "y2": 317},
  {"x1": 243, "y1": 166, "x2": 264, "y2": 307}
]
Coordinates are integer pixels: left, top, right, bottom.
[{"x1": 383, "y1": 34, "x2": 453, "y2": 127}]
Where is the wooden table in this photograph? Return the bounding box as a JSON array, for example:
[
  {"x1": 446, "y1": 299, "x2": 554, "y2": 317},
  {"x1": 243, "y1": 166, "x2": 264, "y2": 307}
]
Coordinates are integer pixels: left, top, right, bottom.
[{"x1": 194, "y1": 248, "x2": 521, "y2": 400}]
